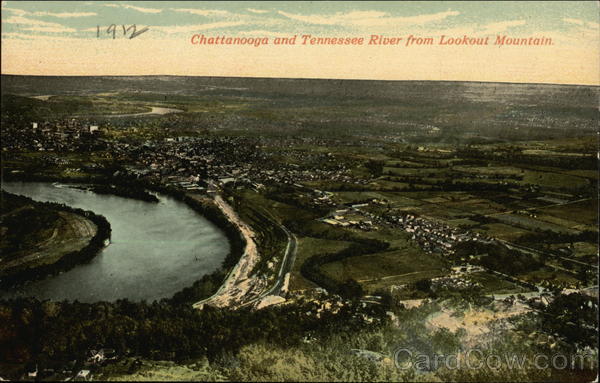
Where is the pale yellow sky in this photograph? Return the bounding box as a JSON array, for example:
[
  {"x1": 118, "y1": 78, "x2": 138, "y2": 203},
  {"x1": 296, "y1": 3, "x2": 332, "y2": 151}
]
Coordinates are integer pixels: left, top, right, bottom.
[
  {"x1": 2, "y1": 1, "x2": 599, "y2": 85},
  {"x1": 2, "y1": 37, "x2": 598, "y2": 85}
]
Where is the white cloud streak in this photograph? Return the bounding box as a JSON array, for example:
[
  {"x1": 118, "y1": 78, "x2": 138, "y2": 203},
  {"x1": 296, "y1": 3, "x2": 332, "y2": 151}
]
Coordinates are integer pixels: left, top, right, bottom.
[
  {"x1": 277, "y1": 10, "x2": 459, "y2": 26},
  {"x1": 23, "y1": 25, "x2": 77, "y2": 33},
  {"x1": 479, "y1": 19, "x2": 526, "y2": 35},
  {"x1": 2, "y1": 6, "x2": 27, "y2": 15},
  {"x1": 563, "y1": 17, "x2": 599, "y2": 29},
  {"x1": 153, "y1": 21, "x2": 246, "y2": 34},
  {"x1": 121, "y1": 4, "x2": 162, "y2": 13},
  {"x1": 32, "y1": 11, "x2": 97, "y2": 18},
  {"x1": 247, "y1": 8, "x2": 269, "y2": 14},
  {"x1": 2, "y1": 7, "x2": 95, "y2": 17},
  {"x1": 172, "y1": 8, "x2": 229, "y2": 17},
  {"x1": 563, "y1": 17, "x2": 584, "y2": 26},
  {"x1": 5, "y1": 15, "x2": 69, "y2": 28},
  {"x1": 100, "y1": 3, "x2": 162, "y2": 13},
  {"x1": 1, "y1": 31, "x2": 77, "y2": 41},
  {"x1": 238, "y1": 30, "x2": 289, "y2": 37}
]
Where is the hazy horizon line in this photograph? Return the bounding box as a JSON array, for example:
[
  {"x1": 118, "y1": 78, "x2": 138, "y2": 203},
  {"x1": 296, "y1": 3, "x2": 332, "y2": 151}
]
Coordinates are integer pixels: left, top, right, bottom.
[{"x1": 1, "y1": 74, "x2": 597, "y2": 88}]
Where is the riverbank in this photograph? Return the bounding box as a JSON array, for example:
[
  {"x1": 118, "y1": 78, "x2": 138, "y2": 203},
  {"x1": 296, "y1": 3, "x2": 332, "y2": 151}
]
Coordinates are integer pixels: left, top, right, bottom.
[
  {"x1": 5, "y1": 172, "x2": 159, "y2": 203},
  {"x1": 0, "y1": 191, "x2": 111, "y2": 289},
  {"x1": 84, "y1": 184, "x2": 159, "y2": 203}
]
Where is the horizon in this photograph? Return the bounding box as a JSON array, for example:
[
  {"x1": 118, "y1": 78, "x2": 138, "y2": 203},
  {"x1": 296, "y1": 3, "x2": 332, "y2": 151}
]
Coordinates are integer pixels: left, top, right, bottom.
[
  {"x1": 1, "y1": 1, "x2": 598, "y2": 86},
  {"x1": 1, "y1": 73, "x2": 598, "y2": 88}
]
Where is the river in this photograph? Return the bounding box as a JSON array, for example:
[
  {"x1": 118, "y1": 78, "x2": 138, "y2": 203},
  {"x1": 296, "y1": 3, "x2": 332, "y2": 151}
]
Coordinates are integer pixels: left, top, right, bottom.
[
  {"x1": 0, "y1": 182, "x2": 230, "y2": 302},
  {"x1": 102, "y1": 106, "x2": 183, "y2": 118}
]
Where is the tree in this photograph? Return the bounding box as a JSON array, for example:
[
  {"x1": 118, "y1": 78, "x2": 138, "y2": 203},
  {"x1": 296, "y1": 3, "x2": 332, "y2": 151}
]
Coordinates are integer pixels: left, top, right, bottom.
[
  {"x1": 338, "y1": 279, "x2": 364, "y2": 299},
  {"x1": 364, "y1": 160, "x2": 384, "y2": 177},
  {"x1": 539, "y1": 292, "x2": 598, "y2": 348},
  {"x1": 415, "y1": 279, "x2": 432, "y2": 293}
]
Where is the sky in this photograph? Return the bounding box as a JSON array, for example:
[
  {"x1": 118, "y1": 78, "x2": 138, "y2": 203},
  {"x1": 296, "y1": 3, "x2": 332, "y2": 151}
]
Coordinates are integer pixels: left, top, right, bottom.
[{"x1": 1, "y1": 1, "x2": 599, "y2": 85}]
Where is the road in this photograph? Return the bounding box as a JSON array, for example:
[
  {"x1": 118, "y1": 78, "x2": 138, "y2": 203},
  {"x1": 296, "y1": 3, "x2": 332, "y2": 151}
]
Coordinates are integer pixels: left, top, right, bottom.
[
  {"x1": 193, "y1": 194, "x2": 297, "y2": 310},
  {"x1": 483, "y1": 197, "x2": 592, "y2": 218},
  {"x1": 498, "y1": 239, "x2": 597, "y2": 269},
  {"x1": 238, "y1": 208, "x2": 298, "y2": 308}
]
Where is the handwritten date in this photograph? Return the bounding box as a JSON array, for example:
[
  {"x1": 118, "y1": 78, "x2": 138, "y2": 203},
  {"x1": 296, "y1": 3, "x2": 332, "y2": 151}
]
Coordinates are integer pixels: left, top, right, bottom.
[{"x1": 97, "y1": 24, "x2": 149, "y2": 39}]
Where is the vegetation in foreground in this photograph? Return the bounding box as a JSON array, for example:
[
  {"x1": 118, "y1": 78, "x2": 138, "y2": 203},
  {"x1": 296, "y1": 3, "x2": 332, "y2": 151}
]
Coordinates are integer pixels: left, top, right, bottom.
[{"x1": 101, "y1": 292, "x2": 597, "y2": 382}]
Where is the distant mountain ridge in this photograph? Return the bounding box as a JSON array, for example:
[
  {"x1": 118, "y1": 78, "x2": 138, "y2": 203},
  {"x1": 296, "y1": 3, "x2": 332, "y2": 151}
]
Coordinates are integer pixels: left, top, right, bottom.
[{"x1": 1, "y1": 75, "x2": 597, "y2": 108}]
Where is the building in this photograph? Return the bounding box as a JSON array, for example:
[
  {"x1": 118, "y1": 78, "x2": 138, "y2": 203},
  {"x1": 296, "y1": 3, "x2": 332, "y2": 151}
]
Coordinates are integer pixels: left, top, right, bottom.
[{"x1": 75, "y1": 370, "x2": 92, "y2": 381}]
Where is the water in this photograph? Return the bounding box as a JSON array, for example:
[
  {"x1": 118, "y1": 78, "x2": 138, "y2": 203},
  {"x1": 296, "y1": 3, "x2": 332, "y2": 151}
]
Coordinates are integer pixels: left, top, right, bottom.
[
  {"x1": 102, "y1": 106, "x2": 183, "y2": 118},
  {"x1": 1, "y1": 182, "x2": 230, "y2": 302}
]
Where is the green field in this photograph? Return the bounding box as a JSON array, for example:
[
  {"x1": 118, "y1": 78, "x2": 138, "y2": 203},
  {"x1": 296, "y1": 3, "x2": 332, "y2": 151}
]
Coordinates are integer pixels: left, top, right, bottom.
[{"x1": 320, "y1": 248, "x2": 448, "y2": 294}]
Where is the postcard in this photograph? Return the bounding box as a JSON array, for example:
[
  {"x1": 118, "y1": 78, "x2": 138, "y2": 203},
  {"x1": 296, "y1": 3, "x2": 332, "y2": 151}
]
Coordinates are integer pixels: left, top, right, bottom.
[{"x1": 1, "y1": 1, "x2": 598, "y2": 382}]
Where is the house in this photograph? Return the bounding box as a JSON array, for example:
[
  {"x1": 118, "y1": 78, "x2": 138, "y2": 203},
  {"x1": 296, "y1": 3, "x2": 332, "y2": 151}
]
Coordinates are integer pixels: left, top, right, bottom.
[
  {"x1": 88, "y1": 348, "x2": 116, "y2": 364},
  {"x1": 207, "y1": 181, "x2": 219, "y2": 195},
  {"x1": 74, "y1": 370, "x2": 92, "y2": 381},
  {"x1": 26, "y1": 364, "x2": 38, "y2": 378}
]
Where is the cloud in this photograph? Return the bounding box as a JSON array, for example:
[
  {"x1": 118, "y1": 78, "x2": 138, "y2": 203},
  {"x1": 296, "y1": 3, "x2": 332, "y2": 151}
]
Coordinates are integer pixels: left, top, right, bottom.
[
  {"x1": 2, "y1": 7, "x2": 95, "y2": 18},
  {"x1": 238, "y1": 30, "x2": 290, "y2": 37},
  {"x1": 247, "y1": 8, "x2": 269, "y2": 14},
  {"x1": 121, "y1": 4, "x2": 162, "y2": 13},
  {"x1": 101, "y1": 3, "x2": 162, "y2": 13},
  {"x1": 538, "y1": 27, "x2": 598, "y2": 49},
  {"x1": 31, "y1": 11, "x2": 97, "y2": 18},
  {"x1": 563, "y1": 17, "x2": 599, "y2": 30},
  {"x1": 1, "y1": 31, "x2": 77, "y2": 41},
  {"x1": 172, "y1": 8, "x2": 229, "y2": 17},
  {"x1": 436, "y1": 26, "x2": 477, "y2": 36},
  {"x1": 563, "y1": 17, "x2": 584, "y2": 26},
  {"x1": 437, "y1": 20, "x2": 526, "y2": 38},
  {"x1": 387, "y1": 10, "x2": 460, "y2": 25},
  {"x1": 2, "y1": 32, "x2": 37, "y2": 39},
  {"x1": 479, "y1": 19, "x2": 526, "y2": 35},
  {"x1": 22, "y1": 25, "x2": 77, "y2": 33},
  {"x1": 277, "y1": 10, "x2": 385, "y2": 26},
  {"x1": 277, "y1": 10, "x2": 459, "y2": 26},
  {"x1": 4, "y1": 15, "x2": 70, "y2": 29},
  {"x1": 2, "y1": 6, "x2": 27, "y2": 15},
  {"x1": 153, "y1": 21, "x2": 246, "y2": 34}
]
